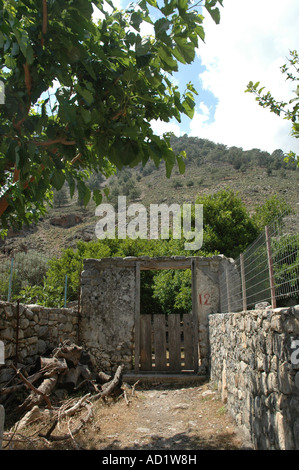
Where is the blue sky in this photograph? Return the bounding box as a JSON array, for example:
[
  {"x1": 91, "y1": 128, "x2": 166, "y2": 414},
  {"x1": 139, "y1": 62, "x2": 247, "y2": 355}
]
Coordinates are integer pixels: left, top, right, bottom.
[{"x1": 96, "y1": 0, "x2": 299, "y2": 154}]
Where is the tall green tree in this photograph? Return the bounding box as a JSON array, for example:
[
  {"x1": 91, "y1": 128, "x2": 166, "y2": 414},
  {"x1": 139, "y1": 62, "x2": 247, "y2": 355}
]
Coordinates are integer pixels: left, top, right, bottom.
[
  {"x1": 196, "y1": 189, "x2": 259, "y2": 258},
  {"x1": 0, "y1": 0, "x2": 223, "y2": 234}
]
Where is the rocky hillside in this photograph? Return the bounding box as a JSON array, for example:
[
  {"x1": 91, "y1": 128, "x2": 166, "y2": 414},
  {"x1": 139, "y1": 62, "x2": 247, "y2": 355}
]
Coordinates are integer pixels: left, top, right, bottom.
[{"x1": 1, "y1": 136, "x2": 298, "y2": 259}]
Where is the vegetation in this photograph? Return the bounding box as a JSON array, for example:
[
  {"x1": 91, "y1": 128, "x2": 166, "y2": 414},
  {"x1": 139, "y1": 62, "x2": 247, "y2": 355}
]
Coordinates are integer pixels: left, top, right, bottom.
[
  {"x1": 0, "y1": 0, "x2": 224, "y2": 234},
  {"x1": 2, "y1": 186, "x2": 293, "y2": 311}
]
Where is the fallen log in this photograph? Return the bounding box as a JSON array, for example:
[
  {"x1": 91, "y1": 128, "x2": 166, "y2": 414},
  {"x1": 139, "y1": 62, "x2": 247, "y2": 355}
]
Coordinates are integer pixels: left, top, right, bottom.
[
  {"x1": 18, "y1": 373, "x2": 58, "y2": 411},
  {"x1": 39, "y1": 357, "x2": 68, "y2": 377},
  {"x1": 100, "y1": 365, "x2": 124, "y2": 397},
  {"x1": 52, "y1": 341, "x2": 83, "y2": 366},
  {"x1": 96, "y1": 371, "x2": 112, "y2": 384},
  {"x1": 89, "y1": 365, "x2": 124, "y2": 401},
  {"x1": 59, "y1": 366, "x2": 82, "y2": 392}
]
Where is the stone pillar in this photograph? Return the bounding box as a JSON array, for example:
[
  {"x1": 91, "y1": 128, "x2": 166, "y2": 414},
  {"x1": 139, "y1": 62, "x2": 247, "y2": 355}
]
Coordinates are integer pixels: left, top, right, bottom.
[
  {"x1": 193, "y1": 257, "x2": 221, "y2": 373},
  {"x1": 80, "y1": 259, "x2": 136, "y2": 373}
]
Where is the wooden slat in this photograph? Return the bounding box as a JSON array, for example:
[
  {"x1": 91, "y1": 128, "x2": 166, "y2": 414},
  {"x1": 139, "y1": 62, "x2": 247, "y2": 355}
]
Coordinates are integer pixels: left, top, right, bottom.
[
  {"x1": 168, "y1": 314, "x2": 182, "y2": 371},
  {"x1": 183, "y1": 314, "x2": 194, "y2": 370},
  {"x1": 153, "y1": 314, "x2": 167, "y2": 371},
  {"x1": 140, "y1": 315, "x2": 152, "y2": 371}
]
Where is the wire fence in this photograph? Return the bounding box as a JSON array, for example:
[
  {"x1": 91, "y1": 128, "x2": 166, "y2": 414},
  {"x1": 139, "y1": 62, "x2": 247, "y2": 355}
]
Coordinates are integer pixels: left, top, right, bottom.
[
  {"x1": 219, "y1": 210, "x2": 299, "y2": 312},
  {"x1": 0, "y1": 249, "x2": 78, "y2": 308}
]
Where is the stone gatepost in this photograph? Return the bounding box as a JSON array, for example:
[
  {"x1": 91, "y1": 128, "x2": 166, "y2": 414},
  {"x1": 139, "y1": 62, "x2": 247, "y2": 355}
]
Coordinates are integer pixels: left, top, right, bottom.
[
  {"x1": 192, "y1": 255, "x2": 240, "y2": 373},
  {"x1": 79, "y1": 258, "x2": 137, "y2": 372}
]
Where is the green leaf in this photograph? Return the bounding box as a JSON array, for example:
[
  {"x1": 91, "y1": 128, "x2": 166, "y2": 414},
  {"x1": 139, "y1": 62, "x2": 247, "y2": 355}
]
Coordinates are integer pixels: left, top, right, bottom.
[
  {"x1": 158, "y1": 45, "x2": 178, "y2": 71},
  {"x1": 74, "y1": 84, "x2": 94, "y2": 105},
  {"x1": 205, "y1": 2, "x2": 221, "y2": 24},
  {"x1": 182, "y1": 94, "x2": 195, "y2": 118},
  {"x1": 177, "y1": 152, "x2": 186, "y2": 174},
  {"x1": 154, "y1": 18, "x2": 170, "y2": 40},
  {"x1": 52, "y1": 170, "x2": 65, "y2": 191},
  {"x1": 131, "y1": 12, "x2": 143, "y2": 32},
  {"x1": 146, "y1": 0, "x2": 158, "y2": 7},
  {"x1": 174, "y1": 38, "x2": 195, "y2": 64},
  {"x1": 92, "y1": 189, "x2": 103, "y2": 205},
  {"x1": 77, "y1": 180, "x2": 91, "y2": 206}
]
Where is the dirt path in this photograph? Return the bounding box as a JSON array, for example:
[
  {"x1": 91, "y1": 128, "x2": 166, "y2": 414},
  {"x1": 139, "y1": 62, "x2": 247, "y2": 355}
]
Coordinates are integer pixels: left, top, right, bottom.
[
  {"x1": 75, "y1": 380, "x2": 252, "y2": 451},
  {"x1": 4, "y1": 380, "x2": 252, "y2": 451}
]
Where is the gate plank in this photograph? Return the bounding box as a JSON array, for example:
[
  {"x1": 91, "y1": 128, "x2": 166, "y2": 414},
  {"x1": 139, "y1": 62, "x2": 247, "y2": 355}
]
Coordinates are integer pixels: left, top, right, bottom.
[
  {"x1": 153, "y1": 314, "x2": 167, "y2": 371},
  {"x1": 140, "y1": 314, "x2": 152, "y2": 371},
  {"x1": 183, "y1": 314, "x2": 194, "y2": 371},
  {"x1": 168, "y1": 314, "x2": 182, "y2": 371}
]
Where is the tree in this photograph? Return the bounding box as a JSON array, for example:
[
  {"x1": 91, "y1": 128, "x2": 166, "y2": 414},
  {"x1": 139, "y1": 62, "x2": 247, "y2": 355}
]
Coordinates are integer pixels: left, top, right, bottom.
[
  {"x1": 246, "y1": 50, "x2": 299, "y2": 165},
  {"x1": 53, "y1": 185, "x2": 69, "y2": 208},
  {"x1": 0, "y1": 0, "x2": 223, "y2": 235},
  {"x1": 252, "y1": 194, "x2": 292, "y2": 232},
  {"x1": 196, "y1": 189, "x2": 259, "y2": 258}
]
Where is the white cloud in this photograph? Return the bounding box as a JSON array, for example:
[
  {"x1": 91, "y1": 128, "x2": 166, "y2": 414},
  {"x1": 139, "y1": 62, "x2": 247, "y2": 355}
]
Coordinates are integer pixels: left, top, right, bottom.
[
  {"x1": 150, "y1": 119, "x2": 182, "y2": 137},
  {"x1": 189, "y1": 0, "x2": 299, "y2": 153}
]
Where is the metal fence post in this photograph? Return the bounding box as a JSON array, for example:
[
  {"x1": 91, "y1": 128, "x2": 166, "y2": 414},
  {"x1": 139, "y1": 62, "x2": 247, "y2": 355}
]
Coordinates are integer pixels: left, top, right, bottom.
[
  {"x1": 265, "y1": 225, "x2": 277, "y2": 309},
  {"x1": 225, "y1": 266, "x2": 231, "y2": 312},
  {"x1": 240, "y1": 253, "x2": 247, "y2": 311},
  {"x1": 7, "y1": 257, "x2": 14, "y2": 302},
  {"x1": 64, "y1": 274, "x2": 68, "y2": 308}
]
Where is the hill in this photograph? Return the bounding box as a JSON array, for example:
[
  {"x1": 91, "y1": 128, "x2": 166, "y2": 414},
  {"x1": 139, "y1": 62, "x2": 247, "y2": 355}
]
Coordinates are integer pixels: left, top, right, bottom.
[{"x1": 1, "y1": 135, "x2": 298, "y2": 259}]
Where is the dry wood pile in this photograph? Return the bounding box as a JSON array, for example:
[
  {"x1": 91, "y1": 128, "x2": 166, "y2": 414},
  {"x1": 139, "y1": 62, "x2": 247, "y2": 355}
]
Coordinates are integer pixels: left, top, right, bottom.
[{"x1": 0, "y1": 341, "x2": 129, "y2": 448}]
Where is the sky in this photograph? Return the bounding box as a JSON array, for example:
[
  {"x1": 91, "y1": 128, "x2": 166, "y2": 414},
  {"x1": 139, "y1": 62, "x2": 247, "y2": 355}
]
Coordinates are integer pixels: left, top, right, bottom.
[
  {"x1": 111, "y1": 0, "x2": 297, "y2": 156},
  {"x1": 94, "y1": 0, "x2": 299, "y2": 154}
]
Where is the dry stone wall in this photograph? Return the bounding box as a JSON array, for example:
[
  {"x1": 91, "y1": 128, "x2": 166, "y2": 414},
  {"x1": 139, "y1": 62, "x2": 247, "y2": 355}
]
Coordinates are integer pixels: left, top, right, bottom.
[
  {"x1": 0, "y1": 301, "x2": 78, "y2": 382},
  {"x1": 209, "y1": 306, "x2": 299, "y2": 450}
]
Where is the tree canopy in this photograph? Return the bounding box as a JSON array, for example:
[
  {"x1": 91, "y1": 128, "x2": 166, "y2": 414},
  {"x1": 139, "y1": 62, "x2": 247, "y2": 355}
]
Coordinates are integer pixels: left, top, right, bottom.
[{"x1": 0, "y1": 0, "x2": 223, "y2": 234}]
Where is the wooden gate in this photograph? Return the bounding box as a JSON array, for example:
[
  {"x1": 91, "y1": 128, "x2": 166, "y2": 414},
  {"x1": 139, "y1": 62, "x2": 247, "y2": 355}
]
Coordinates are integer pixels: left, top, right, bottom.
[
  {"x1": 138, "y1": 312, "x2": 197, "y2": 373},
  {"x1": 134, "y1": 260, "x2": 199, "y2": 374}
]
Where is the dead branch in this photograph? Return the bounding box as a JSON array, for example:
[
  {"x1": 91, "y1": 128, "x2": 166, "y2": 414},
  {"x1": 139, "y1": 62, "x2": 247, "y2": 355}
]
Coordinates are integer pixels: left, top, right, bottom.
[
  {"x1": 38, "y1": 403, "x2": 93, "y2": 442},
  {"x1": 12, "y1": 364, "x2": 54, "y2": 410}
]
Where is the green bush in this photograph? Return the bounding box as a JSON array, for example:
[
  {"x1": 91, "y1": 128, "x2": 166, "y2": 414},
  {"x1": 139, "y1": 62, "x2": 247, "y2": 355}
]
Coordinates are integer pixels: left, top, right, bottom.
[{"x1": 196, "y1": 188, "x2": 259, "y2": 258}]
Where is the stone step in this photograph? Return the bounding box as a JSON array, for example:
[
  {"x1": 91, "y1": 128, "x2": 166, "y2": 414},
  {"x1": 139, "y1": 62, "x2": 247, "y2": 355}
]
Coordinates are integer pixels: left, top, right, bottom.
[{"x1": 123, "y1": 373, "x2": 208, "y2": 386}]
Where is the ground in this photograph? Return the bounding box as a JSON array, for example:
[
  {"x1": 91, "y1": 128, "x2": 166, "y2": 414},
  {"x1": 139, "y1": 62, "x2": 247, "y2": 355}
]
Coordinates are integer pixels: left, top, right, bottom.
[{"x1": 3, "y1": 379, "x2": 252, "y2": 451}]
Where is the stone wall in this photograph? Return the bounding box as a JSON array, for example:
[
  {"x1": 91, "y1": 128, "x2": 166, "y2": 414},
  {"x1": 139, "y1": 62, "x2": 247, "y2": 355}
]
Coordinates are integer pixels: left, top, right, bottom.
[
  {"x1": 209, "y1": 306, "x2": 299, "y2": 450},
  {"x1": 80, "y1": 258, "x2": 136, "y2": 373},
  {"x1": 79, "y1": 255, "x2": 240, "y2": 374},
  {"x1": 0, "y1": 301, "x2": 78, "y2": 382}
]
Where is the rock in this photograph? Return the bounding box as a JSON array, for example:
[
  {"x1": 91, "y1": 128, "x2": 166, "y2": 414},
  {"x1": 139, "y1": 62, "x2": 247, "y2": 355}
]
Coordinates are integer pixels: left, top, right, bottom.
[
  {"x1": 49, "y1": 213, "x2": 83, "y2": 228},
  {"x1": 172, "y1": 403, "x2": 190, "y2": 410},
  {"x1": 202, "y1": 390, "x2": 216, "y2": 397},
  {"x1": 255, "y1": 302, "x2": 271, "y2": 310}
]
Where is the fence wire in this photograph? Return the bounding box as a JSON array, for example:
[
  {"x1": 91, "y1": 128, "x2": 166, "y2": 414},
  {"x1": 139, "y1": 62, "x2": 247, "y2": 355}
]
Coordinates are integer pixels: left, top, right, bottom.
[
  {"x1": 219, "y1": 210, "x2": 299, "y2": 312},
  {"x1": 0, "y1": 249, "x2": 74, "y2": 307}
]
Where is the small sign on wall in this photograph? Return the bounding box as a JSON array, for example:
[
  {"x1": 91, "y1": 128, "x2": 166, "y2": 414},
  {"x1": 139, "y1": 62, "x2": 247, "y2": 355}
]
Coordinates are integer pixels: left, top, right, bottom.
[{"x1": 0, "y1": 341, "x2": 4, "y2": 365}]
